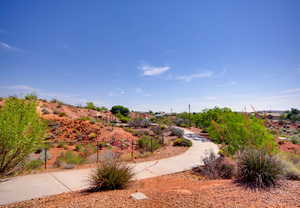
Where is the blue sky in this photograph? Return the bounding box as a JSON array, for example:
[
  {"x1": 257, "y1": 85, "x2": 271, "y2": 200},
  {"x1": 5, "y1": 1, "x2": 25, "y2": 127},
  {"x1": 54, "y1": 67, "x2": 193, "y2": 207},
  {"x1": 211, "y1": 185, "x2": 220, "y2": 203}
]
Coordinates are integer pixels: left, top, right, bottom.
[{"x1": 0, "y1": 0, "x2": 300, "y2": 112}]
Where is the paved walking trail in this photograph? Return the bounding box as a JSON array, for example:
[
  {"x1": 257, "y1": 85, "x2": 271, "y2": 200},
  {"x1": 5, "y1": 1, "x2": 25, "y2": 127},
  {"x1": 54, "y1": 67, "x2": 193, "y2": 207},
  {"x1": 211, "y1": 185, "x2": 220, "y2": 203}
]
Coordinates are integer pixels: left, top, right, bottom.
[{"x1": 0, "y1": 128, "x2": 219, "y2": 205}]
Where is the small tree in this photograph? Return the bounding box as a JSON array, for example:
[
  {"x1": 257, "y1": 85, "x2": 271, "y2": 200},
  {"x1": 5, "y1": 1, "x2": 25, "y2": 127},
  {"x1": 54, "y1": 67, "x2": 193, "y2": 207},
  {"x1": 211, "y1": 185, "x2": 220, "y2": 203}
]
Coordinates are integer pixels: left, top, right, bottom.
[
  {"x1": 24, "y1": 93, "x2": 38, "y2": 100},
  {"x1": 86, "y1": 102, "x2": 96, "y2": 110},
  {"x1": 0, "y1": 98, "x2": 46, "y2": 177},
  {"x1": 111, "y1": 105, "x2": 129, "y2": 116}
]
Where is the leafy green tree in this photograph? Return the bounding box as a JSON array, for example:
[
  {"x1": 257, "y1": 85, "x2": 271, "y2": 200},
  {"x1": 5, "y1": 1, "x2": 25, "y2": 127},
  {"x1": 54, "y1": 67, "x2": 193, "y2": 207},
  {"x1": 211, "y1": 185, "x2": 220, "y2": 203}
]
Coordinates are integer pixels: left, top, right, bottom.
[
  {"x1": 208, "y1": 111, "x2": 277, "y2": 155},
  {"x1": 86, "y1": 102, "x2": 96, "y2": 110},
  {"x1": 111, "y1": 105, "x2": 129, "y2": 116},
  {"x1": 24, "y1": 93, "x2": 38, "y2": 100},
  {"x1": 0, "y1": 98, "x2": 46, "y2": 177}
]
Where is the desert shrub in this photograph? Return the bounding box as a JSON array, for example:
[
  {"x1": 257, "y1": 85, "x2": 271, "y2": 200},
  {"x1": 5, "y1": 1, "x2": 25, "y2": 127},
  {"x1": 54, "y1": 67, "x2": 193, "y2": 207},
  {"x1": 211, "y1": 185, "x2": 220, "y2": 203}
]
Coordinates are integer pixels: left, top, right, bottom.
[
  {"x1": 151, "y1": 125, "x2": 163, "y2": 135},
  {"x1": 129, "y1": 118, "x2": 150, "y2": 128},
  {"x1": 86, "y1": 102, "x2": 96, "y2": 110},
  {"x1": 116, "y1": 112, "x2": 130, "y2": 123},
  {"x1": 75, "y1": 144, "x2": 84, "y2": 152},
  {"x1": 0, "y1": 98, "x2": 46, "y2": 177},
  {"x1": 236, "y1": 149, "x2": 283, "y2": 188},
  {"x1": 173, "y1": 138, "x2": 192, "y2": 147},
  {"x1": 290, "y1": 135, "x2": 300, "y2": 145},
  {"x1": 25, "y1": 159, "x2": 43, "y2": 171},
  {"x1": 78, "y1": 116, "x2": 92, "y2": 121},
  {"x1": 169, "y1": 127, "x2": 184, "y2": 137},
  {"x1": 55, "y1": 151, "x2": 85, "y2": 167},
  {"x1": 279, "y1": 159, "x2": 300, "y2": 180},
  {"x1": 57, "y1": 141, "x2": 66, "y2": 148},
  {"x1": 150, "y1": 116, "x2": 174, "y2": 126},
  {"x1": 24, "y1": 93, "x2": 38, "y2": 100},
  {"x1": 208, "y1": 111, "x2": 277, "y2": 155},
  {"x1": 88, "y1": 132, "x2": 97, "y2": 139},
  {"x1": 58, "y1": 112, "x2": 66, "y2": 117},
  {"x1": 132, "y1": 130, "x2": 149, "y2": 137},
  {"x1": 277, "y1": 152, "x2": 300, "y2": 180},
  {"x1": 138, "y1": 136, "x2": 160, "y2": 152},
  {"x1": 111, "y1": 105, "x2": 129, "y2": 116},
  {"x1": 198, "y1": 153, "x2": 237, "y2": 179},
  {"x1": 89, "y1": 159, "x2": 134, "y2": 191}
]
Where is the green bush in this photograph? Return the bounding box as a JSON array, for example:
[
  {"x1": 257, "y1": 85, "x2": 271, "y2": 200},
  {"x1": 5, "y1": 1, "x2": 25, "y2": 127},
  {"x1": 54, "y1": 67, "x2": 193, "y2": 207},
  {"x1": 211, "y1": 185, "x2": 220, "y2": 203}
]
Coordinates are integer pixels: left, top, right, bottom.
[
  {"x1": 56, "y1": 151, "x2": 85, "y2": 165},
  {"x1": 198, "y1": 153, "x2": 237, "y2": 179},
  {"x1": 116, "y1": 112, "x2": 130, "y2": 123},
  {"x1": 169, "y1": 127, "x2": 184, "y2": 137},
  {"x1": 138, "y1": 136, "x2": 160, "y2": 152},
  {"x1": 129, "y1": 118, "x2": 150, "y2": 128},
  {"x1": 173, "y1": 138, "x2": 192, "y2": 147},
  {"x1": 208, "y1": 111, "x2": 277, "y2": 155},
  {"x1": 57, "y1": 141, "x2": 66, "y2": 148},
  {"x1": 88, "y1": 132, "x2": 97, "y2": 139},
  {"x1": 85, "y1": 102, "x2": 96, "y2": 110},
  {"x1": 0, "y1": 98, "x2": 46, "y2": 177},
  {"x1": 237, "y1": 149, "x2": 283, "y2": 188},
  {"x1": 24, "y1": 93, "x2": 38, "y2": 100},
  {"x1": 290, "y1": 135, "x2": 300, "y2": 145},
  {"x1": 89, "y1": 159, "x2": 134, "y2": 191},
  {"x1": 25, "y1": 159, "x2": 43, "y2": 171},
  {"x1": 277, "y1": 152, "x2": 300, "y2": 180}
]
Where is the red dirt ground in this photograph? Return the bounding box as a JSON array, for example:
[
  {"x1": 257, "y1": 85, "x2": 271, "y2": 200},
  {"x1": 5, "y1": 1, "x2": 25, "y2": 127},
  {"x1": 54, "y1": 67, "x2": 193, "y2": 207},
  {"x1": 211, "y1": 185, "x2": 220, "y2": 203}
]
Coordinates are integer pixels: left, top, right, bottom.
[{"x1": 4, "y1": 171, "x2": 300, "y2": 208}]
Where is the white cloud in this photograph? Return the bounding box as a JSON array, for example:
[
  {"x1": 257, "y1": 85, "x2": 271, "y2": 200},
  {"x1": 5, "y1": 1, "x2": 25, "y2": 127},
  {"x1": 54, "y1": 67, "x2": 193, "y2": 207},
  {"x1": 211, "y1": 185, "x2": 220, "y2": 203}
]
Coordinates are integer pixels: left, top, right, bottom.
[
  {"x1": 280, "y1": 88, "x2": 300, "y2": 94},
  {"x1": 139, "y1": 64, "x2": 171, "y2": 76},
  {"x1": 0, "y1": 41, "x2": 21, "y2": 52},
  {"x1": 175, "y1": 72, "x2": 213, "y2": 82}
]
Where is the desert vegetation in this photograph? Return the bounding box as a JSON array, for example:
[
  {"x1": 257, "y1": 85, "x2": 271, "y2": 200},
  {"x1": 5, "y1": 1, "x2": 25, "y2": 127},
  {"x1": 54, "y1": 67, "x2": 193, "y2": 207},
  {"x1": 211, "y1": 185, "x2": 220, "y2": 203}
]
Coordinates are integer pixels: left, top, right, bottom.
[{"x1": 0, "y1": 97, "x2": 46, "y2": 177}]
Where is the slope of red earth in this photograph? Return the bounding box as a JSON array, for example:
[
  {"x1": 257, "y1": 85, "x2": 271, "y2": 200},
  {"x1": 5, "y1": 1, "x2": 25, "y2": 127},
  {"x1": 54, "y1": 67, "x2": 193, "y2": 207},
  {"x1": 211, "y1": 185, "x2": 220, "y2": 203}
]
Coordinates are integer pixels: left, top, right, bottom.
[
  {"x1": 4, "y1": 171, "x2": 300, "y2": 208},
  {"x1": 278, "y1": 140, "x2": 300, "y2": 154}
]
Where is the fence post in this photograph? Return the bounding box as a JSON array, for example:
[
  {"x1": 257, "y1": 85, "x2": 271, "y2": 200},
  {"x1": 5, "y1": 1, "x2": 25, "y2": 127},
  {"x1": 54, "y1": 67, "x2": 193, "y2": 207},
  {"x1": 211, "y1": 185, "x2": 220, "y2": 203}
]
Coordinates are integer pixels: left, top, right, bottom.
[
  {"x1": 96, "y1": 141, "x2": 99, "y2": 163},
  {"x1": 131, "y1": 138, "x2": 134, "y2": 160},
  {"x1": 150, "y1": 137, "x2": 153, "y2": 153},
  {"x1": 44, "y1": 148, "x2": 47, "y2": 169}
]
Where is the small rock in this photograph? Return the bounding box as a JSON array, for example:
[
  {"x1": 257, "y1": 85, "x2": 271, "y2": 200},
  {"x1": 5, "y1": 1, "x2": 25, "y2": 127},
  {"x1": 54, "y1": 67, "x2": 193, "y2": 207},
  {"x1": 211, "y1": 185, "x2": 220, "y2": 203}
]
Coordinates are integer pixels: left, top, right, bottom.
[{"x1": 130, "y1": 192, "x2": 148, "y2": 200}]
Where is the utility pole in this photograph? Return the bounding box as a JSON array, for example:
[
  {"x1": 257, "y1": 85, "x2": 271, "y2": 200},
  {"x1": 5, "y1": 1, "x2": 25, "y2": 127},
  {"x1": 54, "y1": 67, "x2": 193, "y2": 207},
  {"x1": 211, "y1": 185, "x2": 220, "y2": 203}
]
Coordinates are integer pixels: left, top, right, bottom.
[{"x1": 188, "y1": 104, "x2": 191, "y2": 128}]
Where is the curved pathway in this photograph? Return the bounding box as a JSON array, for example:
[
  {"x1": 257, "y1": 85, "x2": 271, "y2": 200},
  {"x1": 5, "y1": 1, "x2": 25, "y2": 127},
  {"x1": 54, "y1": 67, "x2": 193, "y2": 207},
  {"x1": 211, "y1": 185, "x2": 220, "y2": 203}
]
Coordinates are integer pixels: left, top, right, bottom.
[{"x1": 0, "y1": 128, "x2": 219, "y2": 205}]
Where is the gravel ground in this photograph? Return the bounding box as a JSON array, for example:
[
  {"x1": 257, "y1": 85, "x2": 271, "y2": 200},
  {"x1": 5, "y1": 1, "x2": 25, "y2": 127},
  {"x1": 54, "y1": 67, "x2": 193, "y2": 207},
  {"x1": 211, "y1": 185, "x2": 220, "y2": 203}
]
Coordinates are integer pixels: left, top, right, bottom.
[{"x1": 3, "y1": 171, "x2": 300, "y2": 208}]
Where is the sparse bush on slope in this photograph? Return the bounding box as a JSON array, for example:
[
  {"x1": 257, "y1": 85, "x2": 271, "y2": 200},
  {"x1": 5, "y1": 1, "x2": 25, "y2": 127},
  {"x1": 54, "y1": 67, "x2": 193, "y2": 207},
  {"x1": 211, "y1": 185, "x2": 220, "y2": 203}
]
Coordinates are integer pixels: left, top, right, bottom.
[
  {"x1": 169, "y1": 127, "x2": 184, "y2": 137},
  {"x1": 237, "y1": 149, "x2": 283, "y2": 189},
  {"x1": 198, "y1": 153, "x2": 237, "y2": 179},
  {"x1": 89, "y1": 159, "x2": 134, "y2": 191},
  {"x1": 173, "y1": 138, "x2": 192, "y2": 147},
  {"x1": 0, "y1": 97, "x2": 46, "y2": 177}
]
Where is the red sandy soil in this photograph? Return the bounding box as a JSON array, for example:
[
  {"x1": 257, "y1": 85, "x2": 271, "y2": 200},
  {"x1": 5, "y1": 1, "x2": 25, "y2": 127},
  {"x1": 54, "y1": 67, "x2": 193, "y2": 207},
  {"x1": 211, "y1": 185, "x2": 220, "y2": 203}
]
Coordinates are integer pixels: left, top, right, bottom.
[
  {"x1": 4, "y1": 171, "x2": 300, "y2": 208},
  {"x1": 37, "y1": 100, "x2": 117, "y2": 121},
  {"x1": 278, "y1": 140, "x2": 300, "y2": 154}
]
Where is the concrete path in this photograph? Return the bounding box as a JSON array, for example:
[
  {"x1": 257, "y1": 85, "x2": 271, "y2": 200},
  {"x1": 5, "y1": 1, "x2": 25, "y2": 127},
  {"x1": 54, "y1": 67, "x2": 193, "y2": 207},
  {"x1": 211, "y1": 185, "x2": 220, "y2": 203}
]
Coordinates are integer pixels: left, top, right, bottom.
[{"x1": 0, "y1": 128, "x2": 219, "y2": 205}]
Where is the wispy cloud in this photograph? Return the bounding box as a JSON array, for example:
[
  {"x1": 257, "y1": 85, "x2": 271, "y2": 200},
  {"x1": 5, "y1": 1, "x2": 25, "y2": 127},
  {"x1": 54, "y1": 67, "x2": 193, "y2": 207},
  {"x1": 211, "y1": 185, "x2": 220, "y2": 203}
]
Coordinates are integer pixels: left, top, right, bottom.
[
  {"x1": 0, "y1": 41, "x2": 22, "y2": 52},
  {"x1": 175, "y1": 71, "x2": 213, "y2": 82},
  {"x1": 280, "y1": 88, "x2": 300, "y2": 94},
  {"x1": 139, "y1": 64, "x2": 171, "y2": 76}
]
